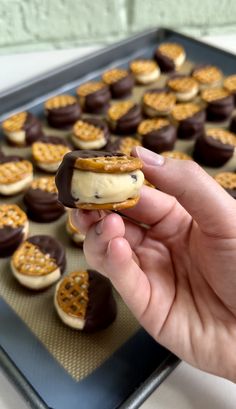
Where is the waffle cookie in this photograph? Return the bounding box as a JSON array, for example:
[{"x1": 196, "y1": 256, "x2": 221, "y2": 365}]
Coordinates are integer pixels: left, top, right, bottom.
[
  {"x1": 32, "y1": 136, "x2": 71, "y2": 173},
  {"x1": 107, "y1": 101, "x2": 142, "y2": 135},
  {"x1": 105, "y1": 137, "x2": 142, "y2": 156},
  {"x1": 66, "y1": 211, "x2": 85, "y2": 248},
  {"x1": 154, "y1": 42, "x2": 186, "y2": 72},
  {"x1": 192, "y1": 65, "x2": 223, "y2": 90},
  {"x1": 224, "y1": 74, "x2": 236, "y2": 105},
  {"x1": 201, "y1": 88, "x2": 234, "y2": 122},
  {"x1": 11, "y1": 235, "x2": 66, "y2": 290},
  {"x1": 142, "y1": 88, "x2": 176, "y2": 117},
  {"x1": 214, "y1": 172, "x2": 236, "y2": 199},
  {"x1": 137, "y1": 118, "x2": 176, "y2": 154},
  {"x1": 167, "y1": 75, "x2": 199, "y2": 102},
  {"x1": 0, "y1": 204, "x2": 29, "y2": 258},
  {"x1": 76, "y1": 81, "x2": 111, "y2": 114},
  {"x1": 193, "y1": 128, "x2": 236, "y2": 167},
  {"x1": 54, "y1": 270, "x2": 117, "y2": 332},
  {"x1": 0, "y1": 155, "x2": 33, "y2": 196},
  {"x1": 161, "y1": 151, "x2": 192, "y2": 160},
  {"x1": 130, "y1": 59, "x2": 160, "y2": 84},
  {"x1": 23, "y1": 176, "x2": 65, "y2": 223},
  {"x1": 44, "y1": 94, "x2": 81, "y2": 129},
  {"x1": 55, "y1": 150, "x2": 144, "y2": 210},
  {"x1": 102, "y1": 68, "x2": 134, "y2": 98},
  {"x1": 71, "y1": 118, "x2": 109, "y2": 150},
  {"x1": 170, "y1": 103, "x2": 206, "y2": 140},
  {"x1": 2, "y1": 111, "x2": 43, "y2": 146}
]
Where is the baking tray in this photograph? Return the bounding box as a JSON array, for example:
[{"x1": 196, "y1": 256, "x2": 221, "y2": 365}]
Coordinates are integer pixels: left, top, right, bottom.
[{"x1": 0, "y1": 27, "x2": 236, "y2": 409}]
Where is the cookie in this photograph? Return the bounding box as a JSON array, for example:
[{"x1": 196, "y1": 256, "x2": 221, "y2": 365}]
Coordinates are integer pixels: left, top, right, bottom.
[
  {"x1": 129, "y1": 59, "x2": 160, "y2": 84},
  {"x1": 201, "y1": 88, "x2": 234, "y2": 122},
  {"x1": 192, "y1": 65, "x2": 223, "y2": 90},
  {"x1": 142, "y1": 88, "x2": 176, "y2": 117},
  {"x1": 23, "y1": 176, "x2": 65, "y2": 223},
  {"x1": 170, "y1": 103, "x2": 206, "y2": 140},
  {"x1": 54, "y1": 270, "x2": 117, "y2": 331},
  {"x1": 167, "y1": 75, "x2": 199, "y2": 102},
  {"x1": 2, "y1": 111, "x2": 43, "y2": 146},
  {"x1": 102, "y1": 68, "x2": 134, "y2": 98},
  {"x1": 107, "y1": 101, "x2": 142, "y2": 135},
  {"x1": 32, "y1": 136, "x2": 71, "y2": 173},
  {"x1": 76, "y1": 81, "x2": 111, "y2": 114},
  {"x1": 0, "y1": 155, "x2": 33, "y2": 196},
  {"x1": 66, "y1": 211, "x2": 85, "y2": 247},
  {"x1": 0, "y1": 204, "x2": 29, "y2": 258},
  {"x1": 137, "y1": 118, "x2": 176, "y2": 153},
  {"x1": 11, "y1": 235, "x2": 66, "y2": 290},
  {"x1": 154, "y1": 43, "x2": 186, "y2": 72},
  {"x1": 161, "y1": 151, "x2": 192, "y2": 160},
  {"x1": 44, "y1": 94, "x2": 81, "y2": 129},
  {"x1": 71, "y1": 118, "x2": 109, "y2": 150},
  {"x1": 214, "y1": 172, "x2": 236, "y2": 199},
  {"x1": 105, "y1": 137, "x2": 141, "y2": 155},
  {"x1": 193, "y1": 128, "x2": 236, "y2": 167},
  {"x1": 224, "y1": 74, "x2": 236, "y2": 105},
  {"x1": 55, "y1": 150, "x2": 144, "y2": 210}
]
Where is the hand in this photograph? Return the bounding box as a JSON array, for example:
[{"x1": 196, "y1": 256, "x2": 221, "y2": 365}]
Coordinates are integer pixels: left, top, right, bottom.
[{"x1": 71, "y1": 147, "x2": 236, "y2": 382}]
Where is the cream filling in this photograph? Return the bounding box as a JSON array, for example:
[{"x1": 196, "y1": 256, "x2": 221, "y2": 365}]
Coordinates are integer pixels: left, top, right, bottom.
[
  {"x1": 199, "y1": 79, "x2": 222, "y2": 90},
  {"x1": 36, "y1": 161, "x2": 62, "y2": 173},
  {"x1": 66, "y1": 221, "x2": 85, "y2": 244},
  {"x1": 4, "y1": 130, "x2": 26, "y2": 145},
  {"x1": 135, "y1": 68, "x2": 160, "y2": 84},
  {"x1": 11, "y1": 261, "x2": 61, "y2": 290},
  {"x1": 71, "y1": 170, "x2": 144, "y2": 204},
  {"x1": 0, "y1": 173, "x2": 33, "y2": 196},
  {"x1": 71, "y1": 134, "x2": 107, "y2": 150},
  {"x1": 174, "y1": 51, "x2": 186, "y2": 68},
  {"x1": 175, "y1": 86, "x2": 199, "y2": 102},
  {"x1": 143, "y1": 104, "x2": 170, "y2": 117},
  {"x1": 54, "y1": 283, "x2": 85, "y2": 329}
]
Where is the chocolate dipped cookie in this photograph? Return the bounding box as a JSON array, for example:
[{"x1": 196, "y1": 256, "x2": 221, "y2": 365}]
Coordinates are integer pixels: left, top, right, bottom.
[
  {"x1": 214, "y1": 172, "x2": 236, "y2": 199},
  {"x1": 44, "y1": 95, "x2": 81, "y2": 129},
  {"x1": 76, "y1": 81, "x2": 111, "y2": 114},
  {"x1": 105, "y1": 137, "x2": 141, "y2": 155},
  {"x1": 201, "y1": 88, "x2": 234, "y2": 122},
  {"x1": 142, "y1": 88, "x2": 176, "y2": 117},
  {"x1": 11, "y1": 235, "x2": 66, "y2": 290},
  {"x1": 54, "y1": 270, "x2": 117, "y2": 332},
  {"x1": 2, "y1": 111, "x2": 43, "y2": 146},
  {"x1": 0, "y1": 155, "x2": 33, "y2": 196},
  {"x1": 138, "y1": 118, "x2": 176, "y2": 153},
  {"x1": 224, "y1": 74, "x2": 236, "y2": 105},
  {"x1": 167, "y1": 75, "x2": 199, "y2": 102},
  {"x1": 23, "y1": 176, "x2": 65, "y2": 223},
  {"x1": 0, "y1": 204, "x2": 29, "y2": 258},
  {"x1": 192, "y1": 65, "x2": 223, "y2": 90},
  {"x1": 170, "y1": 103, "x2": 206, "y2": 140},
  {"x1": 130, "y1": 59, "x2": 160, "y2": 84},
  {"x1": 71, "y1": 118, "x2": 109, "y2": 150},
  {"x1": 32, "y1": 136, "x2": 71, "y2": 173},
  {"x1": 107, "y1": 101, "x2": 142, "y2": 135},
  {"x1": 102, "y1": 68, "x2": 134, "y2": 98},
  {"x1": 55, "y1": 150, "x2": 144, "y2": 210},
  {"x1": 154, "y1": 43, "x2": 186, "y2": 72}
]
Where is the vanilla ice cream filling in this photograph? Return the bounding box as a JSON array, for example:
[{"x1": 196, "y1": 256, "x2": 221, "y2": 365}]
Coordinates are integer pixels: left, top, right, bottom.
[
  {"x1": 175, "y1": 86, "x2": 199, "y2": 102},
  {"x1": 71, "y1": 169, "x2": 144, "y2": 204},
  {"x1": 174, "y1": 51, "x2": 186, "y2": 68},
  {"x1": 37, "y1": 161, "x2": 62, "y2": 173},
  {"x1": 54, "y1": 287, "x2": 85, "y2": 329},
  {"x1": 71, "y1": 134, "x2": 106, "y2": 150},
  {"x1": 135, "y1": 68, "x2": 160, "y2": 84},
  {"x1": 0, "y1": 173, "x2": 33, "y2": 195},
  {"x1": 4, "y1": 130, "x2": 26, "y2": 145},
  {"x1": 11, "y1": 261, "x2": 61, "y2": 290}
]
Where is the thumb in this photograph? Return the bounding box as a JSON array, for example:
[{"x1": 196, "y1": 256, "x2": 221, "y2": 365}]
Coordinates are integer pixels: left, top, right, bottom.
[{"x1": 133, "y1": 147, "x2": 236, "y2": 237}]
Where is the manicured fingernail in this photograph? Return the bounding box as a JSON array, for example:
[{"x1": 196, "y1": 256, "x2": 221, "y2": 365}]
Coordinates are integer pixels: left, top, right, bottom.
[
  {"x1": 69, "y1": 209, "x2": 80, "y2": 230},
  {"x1": 135, "y1": 146, "x2": 165, "y2": 166},
  {"x1": 95, "y1": 219, "x2": 104, "y2": 235}
]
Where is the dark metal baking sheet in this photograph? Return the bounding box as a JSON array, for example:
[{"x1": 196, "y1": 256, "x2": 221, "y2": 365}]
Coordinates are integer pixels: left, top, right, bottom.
[{"x1": 0, "y1": 27, "x2": 235, "y2": 409}]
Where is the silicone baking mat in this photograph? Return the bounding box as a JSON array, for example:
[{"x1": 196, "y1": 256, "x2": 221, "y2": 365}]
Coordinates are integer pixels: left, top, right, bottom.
[{"x1": 0, "y1": 28, "x2": 235, "y2": 409}]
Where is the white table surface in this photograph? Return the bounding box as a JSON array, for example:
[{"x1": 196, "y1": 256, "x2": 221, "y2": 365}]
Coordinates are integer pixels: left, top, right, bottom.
[{"x1": 0, "y1": 33, "x2": 236, "y2": 408}]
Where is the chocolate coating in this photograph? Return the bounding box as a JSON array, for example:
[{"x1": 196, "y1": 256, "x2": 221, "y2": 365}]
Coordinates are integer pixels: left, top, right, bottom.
[
  {"x1": 28, "y1": 235, "x2": 66, "y2": 273},
  {"x1": 46, "y1": 103, "x2": 81, "y2": 129},
  {"x1": 0, "y1": 226, "x2": 25, "y2": 258},
  {"x1": 154, "y1": 49, "x2": 175, "y2": 73},
  {"x1": 112, "y1": 104, "x2": 142, "y2": 135},
  {"x1": 142, "y1": 124, "x2": 177, "y2": 153},
  {"x1": 205, "y1": 95, "x2": 234, "y2": 122},
  {"x1": 23, "y1": 188, "x2": 65, "y2": 222},
  {"x1": 84, "y1": 269, "x2": 117, "y2": 332},
  {"x1": 82, "y1": 86, "x2": 111, "y2": 114},
  {"x1": 109, "y1": 73, "x2": 134, "y2": 99},
  {"x1": 225, "y1": 188, "x2": 236, "y2": 199},
  {"x1": 24, "y1": 113, "x2": 44, "y2": 145},
  {"x1": 177, "y1": 110, "x2": 206, "y2": 140},
  {"x1": 193, "y1": 133, "x2": 234, "y2": 167},
  {"x1": 229, "y1": 115, "x2": 236, "y2": 133},
  {"x1": 0, "y1": 155, "x2": 23, "y2": 164},
  {"x1": 55, "y1": 150, "x2": 125, "y2": 208}
]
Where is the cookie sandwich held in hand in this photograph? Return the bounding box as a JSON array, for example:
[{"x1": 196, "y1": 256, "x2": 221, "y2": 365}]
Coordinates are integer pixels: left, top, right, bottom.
[{"x1": 55, "y1": 150, "x2": 144, "y2": 210}]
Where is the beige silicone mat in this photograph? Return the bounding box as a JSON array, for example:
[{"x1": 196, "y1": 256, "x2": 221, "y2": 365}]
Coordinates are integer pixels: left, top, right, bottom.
[{"x1": 0, "y1": 58, "x2": 235, "y2": 382}]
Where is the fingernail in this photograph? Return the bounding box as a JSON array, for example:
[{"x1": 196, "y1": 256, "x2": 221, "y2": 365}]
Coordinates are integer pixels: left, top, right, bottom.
[
  {"x1": 69, "y1": 209, "x2": 80, "y2": 231},
  {"x1": 95, "y1": 218, "x2": 104, "y2": 235},
  {"x1": 135, "y1": 146, "x2": 165, "y2": 166}
]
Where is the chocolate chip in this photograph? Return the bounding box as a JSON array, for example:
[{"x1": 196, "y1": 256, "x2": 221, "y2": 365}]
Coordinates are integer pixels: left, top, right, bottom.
[
  {"x1": 131, "y1": 174, "x2": 137, "y2": 182},
  {"x1": 94, "y1": 192, "x2": 101, "y2": 199}
]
